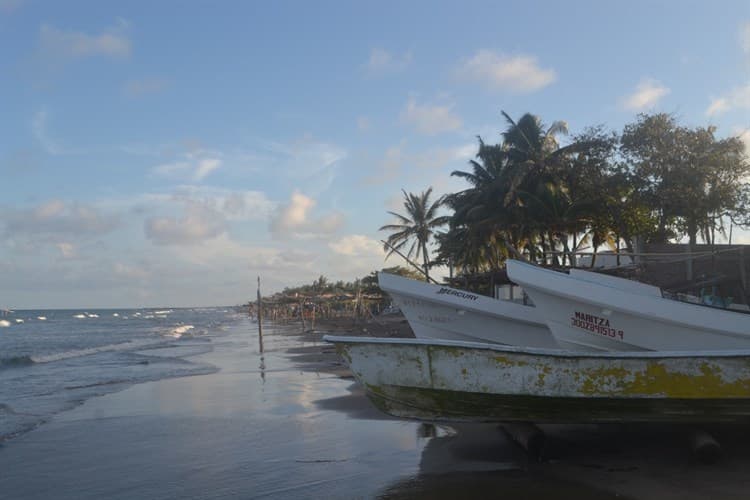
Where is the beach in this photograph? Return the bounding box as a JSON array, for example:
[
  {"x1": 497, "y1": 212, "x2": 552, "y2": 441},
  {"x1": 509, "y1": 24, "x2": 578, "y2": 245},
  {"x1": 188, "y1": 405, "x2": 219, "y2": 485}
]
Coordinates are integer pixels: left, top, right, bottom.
[{"x1": 2, "y1": 314, "x2": 750, "y2": 499}]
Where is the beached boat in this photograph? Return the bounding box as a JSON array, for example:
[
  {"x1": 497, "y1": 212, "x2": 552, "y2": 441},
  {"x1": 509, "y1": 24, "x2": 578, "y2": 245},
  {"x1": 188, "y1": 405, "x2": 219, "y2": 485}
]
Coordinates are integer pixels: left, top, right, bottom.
[
  {"x1": 325, "y1": 335, "x2": 750, "y2": 423},
  {"x1": 377, "y1": 272, "x2": 559, "y2": 349},
  {"x1": 506, "y1": 260, "x2": 750, "y2": 352}
]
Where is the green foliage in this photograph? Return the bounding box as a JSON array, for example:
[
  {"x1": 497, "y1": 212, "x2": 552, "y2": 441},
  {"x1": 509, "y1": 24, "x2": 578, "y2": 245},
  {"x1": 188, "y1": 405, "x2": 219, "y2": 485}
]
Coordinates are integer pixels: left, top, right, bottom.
[
  {"x1": 273, "y1": 266, "x2": 423, "y2": 301},
  {"x1": 621, "y1": 113, "x2": 750, "y2": 244},
  {"x1": 432, "y1": 111, "x2": 750, "y2": 273},
  {"x1": 379, "y1": 187, "x2": 449, "y2": 280}
]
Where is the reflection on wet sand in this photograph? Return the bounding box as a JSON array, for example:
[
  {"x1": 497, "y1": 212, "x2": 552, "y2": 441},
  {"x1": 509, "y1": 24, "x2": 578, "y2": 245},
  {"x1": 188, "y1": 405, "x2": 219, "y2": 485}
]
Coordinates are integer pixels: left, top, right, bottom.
[{"x1": 376, "y1": 422, "x2": 622, "y2": 499}]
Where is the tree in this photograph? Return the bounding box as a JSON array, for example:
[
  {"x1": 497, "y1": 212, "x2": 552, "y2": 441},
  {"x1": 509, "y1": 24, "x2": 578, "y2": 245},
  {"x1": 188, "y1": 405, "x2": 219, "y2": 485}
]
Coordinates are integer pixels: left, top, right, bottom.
[
  {"x1": 621, "y1": 113, "x2": 750, "y2": 244},
  {"x1": 379, "y1": 188, "x2": 449, "y2": 281},
  {"x1": 439, "y1": 138, "x2": 516, "y2": 272},
  {"x1": 442, "y1": 112, "x2": 613, "y2": 269}
]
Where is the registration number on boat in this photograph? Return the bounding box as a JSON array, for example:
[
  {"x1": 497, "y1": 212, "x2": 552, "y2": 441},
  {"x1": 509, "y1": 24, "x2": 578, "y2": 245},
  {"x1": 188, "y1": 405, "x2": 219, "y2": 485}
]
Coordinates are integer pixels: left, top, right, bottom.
[{"x1": 571, "y1": 311, "x2": 624, "y2": 340}]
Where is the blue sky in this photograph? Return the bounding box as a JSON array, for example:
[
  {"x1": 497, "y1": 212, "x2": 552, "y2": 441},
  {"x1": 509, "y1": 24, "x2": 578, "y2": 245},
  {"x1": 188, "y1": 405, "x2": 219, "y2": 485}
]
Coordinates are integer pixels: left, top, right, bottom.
[{"x1": 1, "y1": 0, "x2": 749, "y2": 308}]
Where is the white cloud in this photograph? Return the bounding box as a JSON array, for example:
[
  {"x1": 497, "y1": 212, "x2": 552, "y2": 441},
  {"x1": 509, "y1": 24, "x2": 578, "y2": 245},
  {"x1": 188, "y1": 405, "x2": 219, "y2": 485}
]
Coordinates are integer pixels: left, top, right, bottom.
[
  {"x1": 98, "y1": 185, "x2": 275, "y2": 224},
  {"x1": 144, "y1": 200, "x2": 226, "y2": 246},
  {"x1": 705, "y1": 83, "x2": 750, "y2": 116},
  {"x1": 706, "y1": 97, "x2": 730, "y2": 116},
  {"x1": 273, "y1": 191, "x2": 314, "y2": 230},
  {"x1": 458, "y1": 50, "x2": 556, "y2": 93},
  {"x1": 1, "y1": 200, "x2": 120, "y2": 238},
  {"x1": 269, "y1": 190, "x2": 345, "y2": 239},
  {"x1": 193, "y1": 158, "x2": 221, "y2": 181},
  {"x1": 56, "y1": 242, "x2": 76, "y2": 259},
  {"x1": 31, "y1": 110, "x2": 62, "y2": 154},
  {"x1": 365, "y1": 48, "x2": 412, "y2": 74},
  {"x1": 0, "y1": 201, "x2": 119, "y2": 260},
  {"x1": 124, "y1": 77, "x2": 168, "y2": 97},
  {"x1": 329, "y1": 235, "x2": 384, "y2": 257},
  {"x1": 258, "y1": 136, "x2": 347, "y2": 195},
  {"x1": 152, "y1": 151, "x2": 222, "y2": 182},
  {"x1": 39, "y1": 20, "x2": 131, "y2": 60},
  {"x1": 219, "y1": 191, "x2": 275, "y2": 220},
  {"x1": 400, "y1": 97, "x2": 463, "y2": 135},
  {"x1": 622, "y1": 78, "x2": 670, "y2": 111}
]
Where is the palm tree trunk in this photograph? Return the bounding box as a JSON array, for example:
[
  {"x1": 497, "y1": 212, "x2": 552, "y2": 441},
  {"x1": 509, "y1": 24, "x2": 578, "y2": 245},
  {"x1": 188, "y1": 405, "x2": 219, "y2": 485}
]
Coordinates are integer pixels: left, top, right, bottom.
[
  {"x1": 421, "y1": 240, "x2": 430, "y2": 281},
  {"x1": 562, "y1": 237, "x2": 572, "y2": 268},
  {"x1": 571, "y1": 232, "x2": 578, "y2": 268}
]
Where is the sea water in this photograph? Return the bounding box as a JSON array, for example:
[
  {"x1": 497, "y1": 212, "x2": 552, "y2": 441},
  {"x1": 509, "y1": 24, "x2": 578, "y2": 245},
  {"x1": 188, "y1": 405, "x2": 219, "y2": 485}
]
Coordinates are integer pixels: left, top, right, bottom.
[{"x1": 0, "y1": 307, "x2": 243, "y2": 441}]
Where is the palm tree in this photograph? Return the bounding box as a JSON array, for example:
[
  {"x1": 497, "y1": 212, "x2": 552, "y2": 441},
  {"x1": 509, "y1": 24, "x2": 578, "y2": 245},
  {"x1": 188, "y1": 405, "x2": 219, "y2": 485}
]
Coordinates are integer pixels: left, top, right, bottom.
[
  {"x1": 440, "y1": 112, "x2": 614, "y2": 268},
  {"x1": 444, "y1": 138, "x2": 521, "y2": 270},
  {"x1": 379, "y1": 188, "x2": 448, "y2": 281}
]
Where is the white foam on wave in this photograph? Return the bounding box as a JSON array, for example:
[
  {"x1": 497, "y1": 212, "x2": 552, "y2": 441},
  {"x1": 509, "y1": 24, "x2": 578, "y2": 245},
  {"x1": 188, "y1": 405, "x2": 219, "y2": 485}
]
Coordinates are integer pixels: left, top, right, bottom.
[
  {"x1": 112, "y1": 313, "x2": 119, "y2": 317},
  {"x1": 87, "y1": 313, "x2": 99, "y2": 318},
  {"x1": 0, "y1": 320, "x2": 11, "y2": 327},
  {"x1": 73, "y1": 314, "x2": 86, "y2": 319},
  {"x1": 154, "y1": 310, "x2": 172, "y2": 315},
  {"x1": 168, "y1": 325, "x2": 194, "y2": 338},
  {"x1": 37, "y1": 316, "x2": 47, "y2": 321},
  {"x1": 31, "y1": 338, "x2": 161, "y2": 364},
  {"x1": 14, "y1": 319, "x2": 24, "y2": 323}
]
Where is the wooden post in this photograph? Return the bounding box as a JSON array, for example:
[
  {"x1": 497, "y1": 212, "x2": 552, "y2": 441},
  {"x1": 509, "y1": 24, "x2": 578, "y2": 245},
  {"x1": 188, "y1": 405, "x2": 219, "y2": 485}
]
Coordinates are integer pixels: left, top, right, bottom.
[
  {"x1": 686, "y1": 244, "x2": 693, "y2": 282},
  {"x1": 354, "y1": 288, "x2": 361, "y2": 325},
  {"x1": 740, "y1": 247, "x2": 747, "y2": 294},
  {"x1": 311, "y1": 300, "x2": 316, "y2": 332},
  {"x1": 257, "y1": 276, "x2": 264, "y2": 353}
]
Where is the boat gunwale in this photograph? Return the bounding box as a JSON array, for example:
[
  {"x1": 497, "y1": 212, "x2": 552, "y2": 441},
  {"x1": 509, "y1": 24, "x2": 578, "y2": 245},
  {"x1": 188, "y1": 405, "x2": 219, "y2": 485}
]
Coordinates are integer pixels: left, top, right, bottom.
[
  {"x1": 507, "y1": 260, "x2": 750, "y2": 336},
  {"x1": 323, "y1": 334, "x2": 750, "y2": 360}
]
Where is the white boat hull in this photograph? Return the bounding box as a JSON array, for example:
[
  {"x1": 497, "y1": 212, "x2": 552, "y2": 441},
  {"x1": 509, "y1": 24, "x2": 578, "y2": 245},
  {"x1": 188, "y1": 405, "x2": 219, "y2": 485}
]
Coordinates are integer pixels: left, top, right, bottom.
[
  {"x1": 378, "y1": 273, "x2": 558, "y2": 349},
  {"x1": 326, "y1": 335, "x2": 750, "y2": 423},
  {"x1": 507, "y1": 260, "x2": 750, "y2": 352}
]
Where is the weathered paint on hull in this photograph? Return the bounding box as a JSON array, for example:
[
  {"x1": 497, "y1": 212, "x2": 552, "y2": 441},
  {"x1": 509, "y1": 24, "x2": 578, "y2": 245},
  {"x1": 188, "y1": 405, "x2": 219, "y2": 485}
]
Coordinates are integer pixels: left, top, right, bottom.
[
  {"x1": 363, "y1": 385, "x2": 750, "y2": 423},
  {"x1": 328, "y1": 336, "x2": 750, "y2": 423}
]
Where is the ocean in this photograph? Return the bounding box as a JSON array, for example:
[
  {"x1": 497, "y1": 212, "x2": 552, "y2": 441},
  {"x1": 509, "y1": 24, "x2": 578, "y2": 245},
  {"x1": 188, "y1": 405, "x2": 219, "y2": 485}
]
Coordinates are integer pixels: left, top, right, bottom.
[{"x1": 0, "y1": 307, "x2": 243, "y2": 441}]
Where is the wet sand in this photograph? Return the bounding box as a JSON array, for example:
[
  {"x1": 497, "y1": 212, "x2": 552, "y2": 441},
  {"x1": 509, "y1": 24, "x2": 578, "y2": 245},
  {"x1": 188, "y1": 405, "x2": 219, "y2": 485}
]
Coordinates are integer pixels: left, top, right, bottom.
[{"x1": 1, "y1": 314, "x2": 750, "y2": 498}]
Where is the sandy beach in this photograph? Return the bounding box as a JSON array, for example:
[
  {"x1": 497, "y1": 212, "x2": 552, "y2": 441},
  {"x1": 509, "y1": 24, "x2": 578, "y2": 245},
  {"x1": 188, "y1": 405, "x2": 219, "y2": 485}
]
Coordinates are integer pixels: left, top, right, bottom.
[{"x1": 2, "y1": 313, "x2": 750, "y2": 499}]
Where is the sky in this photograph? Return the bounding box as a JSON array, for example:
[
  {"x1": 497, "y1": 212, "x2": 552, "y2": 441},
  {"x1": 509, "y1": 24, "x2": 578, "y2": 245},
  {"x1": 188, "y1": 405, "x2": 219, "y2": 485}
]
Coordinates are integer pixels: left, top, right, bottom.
[{"x1": 1, "y1": 0, "x2": 749, "y2": 308}]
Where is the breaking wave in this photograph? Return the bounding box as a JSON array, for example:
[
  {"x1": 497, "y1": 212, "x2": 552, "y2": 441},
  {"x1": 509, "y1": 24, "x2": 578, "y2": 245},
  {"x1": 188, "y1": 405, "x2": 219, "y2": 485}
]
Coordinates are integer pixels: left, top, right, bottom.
[
  {"x1": 32, "y1": 339, "x2": 163, "y2": 364},
  {"x1": 1, "y1": 339, "x2": 166, "y2": 369},
  {"x1": 168, "y1": 325, "x2": 194, "y2": 338}
]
